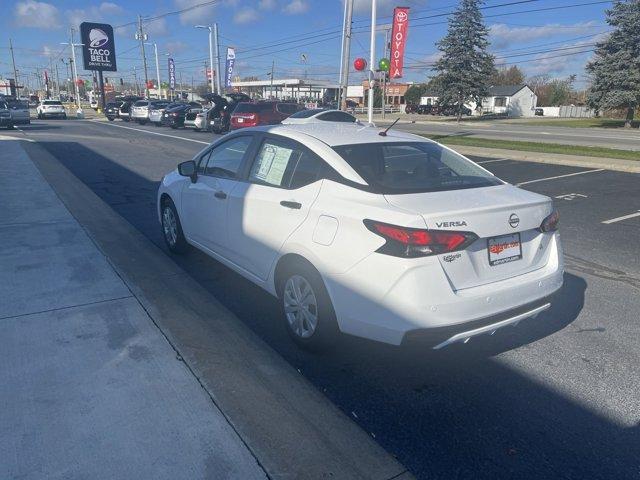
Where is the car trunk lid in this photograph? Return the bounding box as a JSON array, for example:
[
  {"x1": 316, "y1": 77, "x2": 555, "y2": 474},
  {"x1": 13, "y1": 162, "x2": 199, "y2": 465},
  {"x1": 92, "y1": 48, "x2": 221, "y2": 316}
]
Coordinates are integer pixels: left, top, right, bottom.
[{"x1": 384, "y1": 185, "x2": 554, "y2": 290}]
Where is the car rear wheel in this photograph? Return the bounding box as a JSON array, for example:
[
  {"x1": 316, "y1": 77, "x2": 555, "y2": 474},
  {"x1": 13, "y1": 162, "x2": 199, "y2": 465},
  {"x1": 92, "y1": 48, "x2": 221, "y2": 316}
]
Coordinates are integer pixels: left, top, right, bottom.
[
  {"x1": 279, "y1": 260, "x2": 338, "y2": 351},
  {"x1": 161, "y1": 199, "x2": 189, "y2": 254}
]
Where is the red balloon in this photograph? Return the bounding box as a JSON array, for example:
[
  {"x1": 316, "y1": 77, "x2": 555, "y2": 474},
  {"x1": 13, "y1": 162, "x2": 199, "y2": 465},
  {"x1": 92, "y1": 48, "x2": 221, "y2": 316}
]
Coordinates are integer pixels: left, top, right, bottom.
[
  {"x1": 75, "y1": 79, "x2": 84, "y2": 86},
  {"x1": 146, "y1": 80, "x2": 155, "y2": 89},
  {"x1": 353, "y1": 57, "x2": 367, "y2": 71}
]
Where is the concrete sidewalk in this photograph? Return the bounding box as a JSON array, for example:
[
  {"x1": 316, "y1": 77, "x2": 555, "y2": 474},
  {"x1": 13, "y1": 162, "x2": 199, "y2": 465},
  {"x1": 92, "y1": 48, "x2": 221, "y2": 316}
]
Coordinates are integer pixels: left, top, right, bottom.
[{"x1": 0, "y1": 137, "x2": 267, "y2": 480}]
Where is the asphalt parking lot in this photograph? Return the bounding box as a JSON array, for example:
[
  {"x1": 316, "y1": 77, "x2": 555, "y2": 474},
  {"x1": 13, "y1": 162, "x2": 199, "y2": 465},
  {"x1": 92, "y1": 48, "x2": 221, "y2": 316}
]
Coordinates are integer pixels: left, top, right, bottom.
[{"x1": 6, "y1": 119, "x2": 640, "y2": 480}]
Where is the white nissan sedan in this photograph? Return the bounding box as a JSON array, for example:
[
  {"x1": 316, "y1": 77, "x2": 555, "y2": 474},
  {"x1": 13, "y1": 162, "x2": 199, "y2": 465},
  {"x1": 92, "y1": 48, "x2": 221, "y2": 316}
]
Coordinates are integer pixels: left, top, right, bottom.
[{"x1": 157, "y1": 123, "x2": 564, "y2": 350}]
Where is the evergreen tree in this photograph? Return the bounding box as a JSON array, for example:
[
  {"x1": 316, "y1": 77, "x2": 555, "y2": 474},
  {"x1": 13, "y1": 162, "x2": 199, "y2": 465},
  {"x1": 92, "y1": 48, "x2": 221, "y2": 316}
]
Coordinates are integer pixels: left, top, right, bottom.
[
  {"x1": 434, "y1": 0, "x2": 495, "y2": 122},
  {"x1": 586, "y1": 0, "x2": 640, "y2": 128}
]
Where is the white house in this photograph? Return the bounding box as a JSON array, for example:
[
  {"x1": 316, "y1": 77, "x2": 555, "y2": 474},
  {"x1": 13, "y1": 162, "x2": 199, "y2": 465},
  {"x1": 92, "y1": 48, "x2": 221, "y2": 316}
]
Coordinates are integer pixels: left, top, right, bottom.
[
  {"x1": 419, "y1": 84, "x2": 538, "y2": 117},
  {"x1": 481, "y1": 84, "x2": 537, "y2": 117}
]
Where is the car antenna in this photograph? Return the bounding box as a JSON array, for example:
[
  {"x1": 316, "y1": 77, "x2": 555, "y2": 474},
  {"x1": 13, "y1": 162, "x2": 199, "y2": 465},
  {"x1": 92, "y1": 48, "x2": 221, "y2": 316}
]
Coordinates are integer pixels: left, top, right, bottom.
[{"x1": 379, "y1": 117, "x2": 400, "y2": 136}]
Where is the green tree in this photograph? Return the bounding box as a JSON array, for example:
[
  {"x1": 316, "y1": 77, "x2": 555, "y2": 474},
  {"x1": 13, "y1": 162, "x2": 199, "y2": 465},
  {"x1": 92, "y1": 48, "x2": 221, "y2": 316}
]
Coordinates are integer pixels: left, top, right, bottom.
[
  {"x1": 405, "y1": 84, "x2": 426, "y2": 104},
  {"x1": 433, "y1": 0, "x2": 495, "y2": 122},
  {"x1": 491, "y1": 66, "x2": 525, "y2": 86},
  {"x1": 586, "y1": 0, "x2": 640, "y2": 128}
]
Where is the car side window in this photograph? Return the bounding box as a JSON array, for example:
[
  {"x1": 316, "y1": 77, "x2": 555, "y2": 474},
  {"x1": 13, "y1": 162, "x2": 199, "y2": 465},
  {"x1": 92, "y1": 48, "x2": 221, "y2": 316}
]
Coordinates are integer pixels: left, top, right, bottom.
[
  {"x1": 248, "y1": 138, "x2": 301, "y2": 188},
  {"x1": 203, "y1": 136, "x2": 252, "y2": 179},
  {"x1": 289, "y1": 151, "x2": 323, "y2": 189},
  {"x1": 197, "y1": 149, "x2": 213, "y2": 174}
]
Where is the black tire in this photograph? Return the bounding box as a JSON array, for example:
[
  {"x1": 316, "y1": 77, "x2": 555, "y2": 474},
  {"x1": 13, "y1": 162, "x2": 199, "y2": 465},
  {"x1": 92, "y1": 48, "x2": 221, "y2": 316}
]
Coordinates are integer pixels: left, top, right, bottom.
[
  {"x1": 62, "y1": 114, "x2": 67, "y2": 119},
  {"x1": 108, "y1": 117, "x2": 114, "y2": 121},
  {"x1": 160, "y1": 198, "x2": 189, "y2": 254},
  {"x1": 278, "y1": 259, "x2": 338, "y2": 351},
  {"x1": 123, "y1": 117, "x2": 130, "y2": 122},
  {"x1": 170, "y1": 125, "x2": 177, "y2": 129},
  {"x1": 37, "y1": 113, "x2": 42, "y2": 119},
  {"x1": 139, "y1": 120, "x2": 147, "y2": 125},
  {"x1": 194, "y1": 127, "x2": 200, "y2": 132}
]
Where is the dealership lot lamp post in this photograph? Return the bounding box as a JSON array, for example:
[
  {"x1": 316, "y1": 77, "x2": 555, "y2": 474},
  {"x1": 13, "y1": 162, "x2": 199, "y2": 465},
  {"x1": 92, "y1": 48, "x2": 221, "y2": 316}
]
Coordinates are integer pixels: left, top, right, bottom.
[
  {"x1": 195, "y1": 24, "x2": 221, "y2": 95},
  {"x1": 368, "y1": 0, "x2": 377, "y2": 125},
  {"x1": 145, "y1": 42, "x2": 161, "y2": 99}
]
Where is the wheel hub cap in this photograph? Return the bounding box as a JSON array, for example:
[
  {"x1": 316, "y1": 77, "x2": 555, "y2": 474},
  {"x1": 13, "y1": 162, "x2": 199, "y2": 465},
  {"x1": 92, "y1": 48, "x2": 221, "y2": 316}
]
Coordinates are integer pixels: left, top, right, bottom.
[
  {"x1": 162, "y1": 207, "x2": 177, "y2": 246},
  {"x1": 284, "y1": 275, "x2": 318, "y2": 339}
]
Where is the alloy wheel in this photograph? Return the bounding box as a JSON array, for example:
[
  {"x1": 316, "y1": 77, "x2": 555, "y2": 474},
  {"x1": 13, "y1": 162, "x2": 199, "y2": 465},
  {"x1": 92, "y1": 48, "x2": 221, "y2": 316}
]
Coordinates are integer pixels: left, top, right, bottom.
[{"x1": 162, "y1": 206, "x2": 178, "y2": 247}]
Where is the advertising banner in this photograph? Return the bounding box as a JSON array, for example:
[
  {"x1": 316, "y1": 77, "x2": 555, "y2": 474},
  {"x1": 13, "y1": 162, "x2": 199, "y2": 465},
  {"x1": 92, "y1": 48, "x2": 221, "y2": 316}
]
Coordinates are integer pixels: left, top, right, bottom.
[
  {"x1": 168, "y1": 57, "x2": 176, "y2": 90},
  {"x1": 390, "y1": 7, "x2": 409, "y2": 79},
  {"x1": 225, "y1": 47, "x2": 236, "y2": 89},
  {"x1": 80, "y1": 22, "x2": 117, "y2": 72}
]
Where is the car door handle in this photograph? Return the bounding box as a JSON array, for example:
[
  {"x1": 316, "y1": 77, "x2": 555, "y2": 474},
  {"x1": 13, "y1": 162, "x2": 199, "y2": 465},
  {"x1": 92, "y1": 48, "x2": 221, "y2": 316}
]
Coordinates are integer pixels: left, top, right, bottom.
[
  {"x1": 280, "y1": 201, "x2": 302, "y2": 209},
  {"x1": 214, "y1": 191, "x2": 227, "y2": 199}
]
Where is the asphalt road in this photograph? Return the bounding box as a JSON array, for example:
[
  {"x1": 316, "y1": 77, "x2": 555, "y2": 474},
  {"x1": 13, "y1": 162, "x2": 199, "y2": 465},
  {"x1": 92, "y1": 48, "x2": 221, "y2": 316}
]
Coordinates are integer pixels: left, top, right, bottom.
[
  {"x1": 7, "y1": 119, "x2": 640, "y2": 480},
  {"x1": 374, "y1": 119, "x2": 640, "y2": 151}
]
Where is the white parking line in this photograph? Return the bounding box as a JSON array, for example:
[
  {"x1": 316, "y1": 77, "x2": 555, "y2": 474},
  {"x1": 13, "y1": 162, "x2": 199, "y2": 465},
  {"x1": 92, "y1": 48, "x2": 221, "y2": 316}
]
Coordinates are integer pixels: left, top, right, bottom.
[
  {"x1": 602, "y1": 210, "x2": 640, "y2": 224},
  {"x1": 88, "y1": 120, "x2": 210, "y2": 145},
  {"x1": 516, "y1": 168, "x2": 606, "y2": 186},
  {"x1": 476, "y1": 158, "x2": 510, "y2": 164}
]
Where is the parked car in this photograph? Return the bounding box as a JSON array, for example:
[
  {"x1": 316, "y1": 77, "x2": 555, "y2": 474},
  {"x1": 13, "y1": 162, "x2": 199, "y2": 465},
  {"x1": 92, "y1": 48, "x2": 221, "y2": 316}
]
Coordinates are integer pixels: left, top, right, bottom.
[
  {"x1": 200, "y1": 93, "x2": 251, "y2": 133},
  {"x1": 105, "y1": 102, "x2": 122, "y2": 121},
  {"x1": 118, "y1": 96, "x2": 143, "y2": 121},
  {"x1": 161, "y1": 103, "x2": 201, "y2": 129},
  {"x1": 36, "y1": 100, "x2": 66, "y2": 119},
  {"x1": 6, "y1": 99, "x2": 30, "y2": 125},
  {"x1": 157, "y1": 123, "x2": 563, "y2": 350},
  {"x1": 149, "y1": 101, "x2": 182, "y2": 125},
  {"x1": 184, "y1": 107, "x2": 204, "y2": 129},
  {"x1": 131, "y1": 100, "x2": 154, "y2": 124},
  {"x1": 440, "y1": 105, "x2": 472, "y2": 116},
  {"x1": 535, "y1": 108, "x2": 544, "y2": 116},
  {"x1": 0, "y1": 100, "x2": 13, "y2": 129},
  {"x1": 230, "y1": 101, "x2": 302, "y2": 130}
]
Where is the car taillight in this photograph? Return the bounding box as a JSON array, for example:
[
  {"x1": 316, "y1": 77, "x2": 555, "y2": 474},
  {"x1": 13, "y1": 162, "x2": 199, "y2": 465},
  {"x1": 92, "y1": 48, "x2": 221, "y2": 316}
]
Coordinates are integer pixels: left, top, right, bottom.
[
  {"x1": 171, "y1": 112, "x2": 178, "y2": 116},
  {"x1": 538, "y1": 210, "x2": 559, "y2": 233},
  {"x1": 364, "y1": 220, "x2": 478, "y2": 258}
]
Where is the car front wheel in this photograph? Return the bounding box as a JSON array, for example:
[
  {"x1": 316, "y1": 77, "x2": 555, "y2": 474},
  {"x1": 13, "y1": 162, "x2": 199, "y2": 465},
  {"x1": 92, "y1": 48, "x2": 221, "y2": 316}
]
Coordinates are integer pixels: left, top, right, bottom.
[
  {"x1": 280, "y1": 261, "x2": 338, "y2": 350},
  {"x1": 161, "y1": 199, "x2": 189, "y2": 254}
]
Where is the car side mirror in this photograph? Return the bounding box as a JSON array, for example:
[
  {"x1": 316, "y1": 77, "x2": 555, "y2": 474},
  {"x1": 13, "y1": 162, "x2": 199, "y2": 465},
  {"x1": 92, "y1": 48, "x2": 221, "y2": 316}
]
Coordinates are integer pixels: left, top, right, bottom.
[{"x1": 178, "y1": 160, "x2": 197, "y2": 183}]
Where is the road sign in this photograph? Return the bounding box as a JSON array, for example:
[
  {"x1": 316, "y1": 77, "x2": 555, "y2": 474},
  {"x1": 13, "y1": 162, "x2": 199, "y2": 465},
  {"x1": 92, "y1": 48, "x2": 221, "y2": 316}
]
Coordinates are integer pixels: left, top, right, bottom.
[{"x1": 79, "y1": 22, "x2": 117, "y2": 72}]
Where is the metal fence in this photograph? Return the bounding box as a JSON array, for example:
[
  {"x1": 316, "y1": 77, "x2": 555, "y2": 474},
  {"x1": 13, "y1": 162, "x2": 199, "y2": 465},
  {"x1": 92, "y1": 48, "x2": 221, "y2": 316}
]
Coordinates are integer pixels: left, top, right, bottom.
[{"x1": 350, "y1": 106, "x2": 402, "y2": 115}]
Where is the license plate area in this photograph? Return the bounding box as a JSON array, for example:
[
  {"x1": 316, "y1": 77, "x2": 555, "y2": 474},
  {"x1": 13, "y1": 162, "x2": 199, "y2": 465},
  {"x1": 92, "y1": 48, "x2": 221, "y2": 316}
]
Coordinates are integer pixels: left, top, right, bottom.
[{"x1": 488, "y1": 233, "x2": 522, "y2": 266}]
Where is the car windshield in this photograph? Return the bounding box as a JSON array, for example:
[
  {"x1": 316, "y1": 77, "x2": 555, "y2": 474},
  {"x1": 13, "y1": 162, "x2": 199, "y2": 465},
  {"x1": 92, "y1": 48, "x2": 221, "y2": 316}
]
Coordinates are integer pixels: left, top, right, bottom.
[
  {"x1": 150, "y1": 102, "x2": 169, "y2": 110},
  {"x1": 332, "y1": 141, "x2": 502, "y2": 194},
  {"x1": 44, "y1": 101, "x2": 63, "y2": 105},
  {"x1": 7, "y1": 100, "x2": 28, "y2": 109}
]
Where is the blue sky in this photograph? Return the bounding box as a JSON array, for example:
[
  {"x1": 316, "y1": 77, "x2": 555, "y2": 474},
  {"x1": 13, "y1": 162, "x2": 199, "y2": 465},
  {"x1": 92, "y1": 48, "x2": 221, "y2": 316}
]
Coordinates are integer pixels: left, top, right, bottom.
[{"x1": 0, "y1": 0, "x2": 612, "y2": 89}]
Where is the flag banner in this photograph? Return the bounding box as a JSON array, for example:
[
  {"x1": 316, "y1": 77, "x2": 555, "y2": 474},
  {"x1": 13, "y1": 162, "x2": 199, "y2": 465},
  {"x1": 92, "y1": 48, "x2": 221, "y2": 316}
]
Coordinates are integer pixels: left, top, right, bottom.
[
  {"x1": 168, "y1": 58, "x2": 176, "y2": 90},
  {"x1": 225, "y1": 47, "x2": 236, "y2": 88},
  {"x1": 390, "y1": 7, "x2": 409, "y2": 78}
]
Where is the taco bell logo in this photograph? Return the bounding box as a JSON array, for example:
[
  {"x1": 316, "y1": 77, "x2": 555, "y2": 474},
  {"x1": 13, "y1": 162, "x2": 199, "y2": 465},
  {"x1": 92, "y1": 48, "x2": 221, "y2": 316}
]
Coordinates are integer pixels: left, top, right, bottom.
[{"x1": 89, "y1": 29, "x2": 109, "y2": 48}]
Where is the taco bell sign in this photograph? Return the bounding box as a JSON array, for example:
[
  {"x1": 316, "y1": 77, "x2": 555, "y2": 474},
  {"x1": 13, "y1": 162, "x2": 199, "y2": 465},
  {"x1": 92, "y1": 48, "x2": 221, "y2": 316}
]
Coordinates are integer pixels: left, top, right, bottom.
[{"x1": 80, "y1": 22, "x2": 117, "y2": 72}]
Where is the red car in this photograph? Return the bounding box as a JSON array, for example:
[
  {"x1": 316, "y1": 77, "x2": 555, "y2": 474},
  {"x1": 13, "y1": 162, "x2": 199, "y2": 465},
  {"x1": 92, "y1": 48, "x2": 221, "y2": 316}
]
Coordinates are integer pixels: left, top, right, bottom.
[{"x1": 230, "y1": 101, "x2": 301, "y2": 130}]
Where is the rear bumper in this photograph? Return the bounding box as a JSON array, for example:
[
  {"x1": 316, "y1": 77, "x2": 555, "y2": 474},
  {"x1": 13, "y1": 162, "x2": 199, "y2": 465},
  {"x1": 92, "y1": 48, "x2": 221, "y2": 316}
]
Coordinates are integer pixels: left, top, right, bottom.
[
  {"x1": 39, "y1": 112, "x2": 65, "y2": 117},
  {"x1": 324, "y1": 232, "x2": 564, "y2": 346}
]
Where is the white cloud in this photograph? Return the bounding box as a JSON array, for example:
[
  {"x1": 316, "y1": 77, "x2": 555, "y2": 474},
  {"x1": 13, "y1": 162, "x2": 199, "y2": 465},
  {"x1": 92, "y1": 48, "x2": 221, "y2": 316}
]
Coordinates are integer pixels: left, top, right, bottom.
[
  {"x1": 174, "y1": 0, "x2": 217, "y2": 25},
  {"x1": 258, "y1": 0, "x2": 276, "y2": 10},
  {"x1": 14, "y1": 1, "x2": 61, "y2": 29},
  {"x1": 283, "y1": 0, "x2": 308, "y2": 15},
  {"x1": 146, "y1": 17, "x2": 169, "y2": 37},
  {"x1": 99, "y1": 2, "x2": 124, "y2": 15},
  {"x1": 489, "y1": 22, "x2": 599, "y2": 49},
  {"x1": 164, "y1": 41, "x2": 189, "y2": 55},
  {"x1": 234, "y1": 8, "x2": 259, "y2": 24}
]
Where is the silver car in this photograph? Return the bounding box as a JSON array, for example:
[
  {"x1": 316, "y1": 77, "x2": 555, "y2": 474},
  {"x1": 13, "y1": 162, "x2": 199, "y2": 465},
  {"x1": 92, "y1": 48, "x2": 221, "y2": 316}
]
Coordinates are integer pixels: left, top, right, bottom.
[
  {"x1": 130, "y1": 100, "x2": 151, "y2": 124},
  {"x1": 148, "y1": 101, "x2": 172, "y2": 126},
  {"x1": 0, "y1": 100, "x2": 13, "y2": 129},
  {"x1": 7, "y1": 99, "x2": 30, "y2": 125}
]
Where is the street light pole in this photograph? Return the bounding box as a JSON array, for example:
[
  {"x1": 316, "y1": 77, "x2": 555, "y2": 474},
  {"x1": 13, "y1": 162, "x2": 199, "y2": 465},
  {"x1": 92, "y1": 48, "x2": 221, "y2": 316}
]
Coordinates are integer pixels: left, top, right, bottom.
[
  {"x1": 196, "y1": 24, "x2": 219, "y2": 94},
  {"x1": 145, "y1": 42, "x2": 161, "y2": 98},
  {"x1": 61, "y1": 27, "x2": 83, "y2": 116},
  {"x1": 367, "y1": 0, "x2": 377, "y2": 125}
]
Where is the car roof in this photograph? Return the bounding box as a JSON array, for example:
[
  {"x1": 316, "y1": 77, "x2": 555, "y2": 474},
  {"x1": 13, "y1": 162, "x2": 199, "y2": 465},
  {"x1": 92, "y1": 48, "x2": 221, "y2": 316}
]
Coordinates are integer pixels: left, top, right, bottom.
[{"x1": 248, "y1": 122, "x2": 428, "y2": 147}]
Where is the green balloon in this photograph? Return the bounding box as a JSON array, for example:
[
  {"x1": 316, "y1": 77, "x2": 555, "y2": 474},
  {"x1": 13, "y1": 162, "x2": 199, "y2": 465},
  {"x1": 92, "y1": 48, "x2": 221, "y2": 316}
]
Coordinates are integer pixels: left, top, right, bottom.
[{"x1": 378, "y1": 58, "x2": 390, "y2": 71}]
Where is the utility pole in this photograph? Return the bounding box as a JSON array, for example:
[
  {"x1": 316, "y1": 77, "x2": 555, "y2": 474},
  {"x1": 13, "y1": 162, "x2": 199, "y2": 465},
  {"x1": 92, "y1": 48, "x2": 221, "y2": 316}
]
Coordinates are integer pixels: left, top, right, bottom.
[
  {"x1": 367, "y1": 0, "x2": 377, "y2": 125},
  {"x1": 133, "y1": 67, "x2": 139, "y2": 96},
  {"x1": 136, "y1": 15, "x2": 150, "y2": 98},
  {"x1": 338, "y1": 0, "x2": 353, "y2": 110},
  {"x1": 9, "y1": 39, "x2": 20, "y2": 97},
  {"x1": 54, "y1": 62, "x2": 60, "y2": 99},
  {"x1": 270, "y1": 60, "x2": 275, "y2": 99},
  {"x1": 381, "y1": 28, "x2": 389, "y2": 120}
]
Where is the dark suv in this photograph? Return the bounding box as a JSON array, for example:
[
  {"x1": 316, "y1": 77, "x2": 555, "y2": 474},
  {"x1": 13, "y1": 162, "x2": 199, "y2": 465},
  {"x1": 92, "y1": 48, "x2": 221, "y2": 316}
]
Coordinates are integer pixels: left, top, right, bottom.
[{"x1": 230, "y1": 101, "x2": 302, "y2": 130}]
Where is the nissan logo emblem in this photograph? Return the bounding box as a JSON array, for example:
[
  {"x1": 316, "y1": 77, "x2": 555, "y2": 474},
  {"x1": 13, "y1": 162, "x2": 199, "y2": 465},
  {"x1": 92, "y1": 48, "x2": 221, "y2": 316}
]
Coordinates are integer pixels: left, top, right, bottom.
[{"x1": 508, "y1": 213, "x2": 520, "y2": 228}]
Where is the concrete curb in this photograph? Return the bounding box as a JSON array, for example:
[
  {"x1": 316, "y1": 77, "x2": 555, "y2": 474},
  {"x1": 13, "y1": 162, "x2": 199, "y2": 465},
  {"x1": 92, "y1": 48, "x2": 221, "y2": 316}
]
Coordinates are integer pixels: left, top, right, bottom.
[
  {"x1": 450, "y1": 145, "x2": 640, "y2": 174},
  {"x1": 23, "y1": 140, "x2": 414, "y2": 480}
]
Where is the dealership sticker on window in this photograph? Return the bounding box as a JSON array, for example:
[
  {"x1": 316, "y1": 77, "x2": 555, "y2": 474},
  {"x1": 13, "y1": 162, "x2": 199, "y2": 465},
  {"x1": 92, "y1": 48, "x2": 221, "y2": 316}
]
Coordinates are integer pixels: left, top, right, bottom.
[
  {"x1": 255, "y1": 144, "x2": 293, "y2": 186},
  {"x1": 488, "y1": 233, "x2": 522, "y2": 266}
]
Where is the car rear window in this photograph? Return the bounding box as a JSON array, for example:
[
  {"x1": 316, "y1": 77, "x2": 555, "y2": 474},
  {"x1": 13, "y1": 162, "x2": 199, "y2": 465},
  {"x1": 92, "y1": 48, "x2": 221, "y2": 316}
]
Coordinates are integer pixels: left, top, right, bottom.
[
  {"x1": 316, "y1": 111, "x2": 356, "y2": 122},
  {"x1": 43, "y1": 101, "x2": 63, "y2": 105},
  {"x1": 276, "y1": 103, "x2": 300, "y2": 114},
  {"x1": 332, "y1": 142, "x2": 502, "y2": 194},
  {"x1": 133, "y1": 100, "x2": 148, "y2": 107},
  {"x1": 289, "y1": 109, "x2": 323, "y2": 118},
  {"x1": 234, "y1": 102, "x2": 273, "y2": 113},
  {"x1": 7, "y1": 100, "x2": 29, "y2": 109}
]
